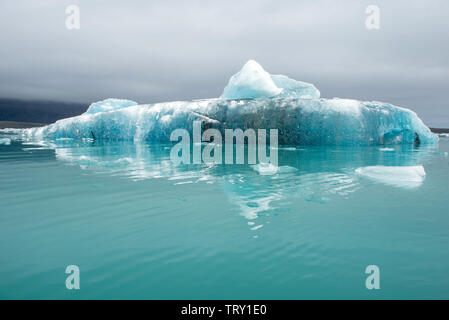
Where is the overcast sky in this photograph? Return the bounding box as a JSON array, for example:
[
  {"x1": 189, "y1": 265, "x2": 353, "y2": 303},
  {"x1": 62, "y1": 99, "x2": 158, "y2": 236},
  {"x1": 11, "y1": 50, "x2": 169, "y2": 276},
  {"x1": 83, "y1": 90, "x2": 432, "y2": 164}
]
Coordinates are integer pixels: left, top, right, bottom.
[{"x1": 0, "y1": 0, "x2": 448, "y2": 126}]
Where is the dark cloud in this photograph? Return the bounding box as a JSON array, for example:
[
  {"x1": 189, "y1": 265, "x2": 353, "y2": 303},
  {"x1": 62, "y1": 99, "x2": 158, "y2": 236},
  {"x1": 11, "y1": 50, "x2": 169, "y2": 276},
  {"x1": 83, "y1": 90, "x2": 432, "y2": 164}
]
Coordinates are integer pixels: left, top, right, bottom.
[{"x1": 0, "y1": 0, "x2": 448, "y2": 126}]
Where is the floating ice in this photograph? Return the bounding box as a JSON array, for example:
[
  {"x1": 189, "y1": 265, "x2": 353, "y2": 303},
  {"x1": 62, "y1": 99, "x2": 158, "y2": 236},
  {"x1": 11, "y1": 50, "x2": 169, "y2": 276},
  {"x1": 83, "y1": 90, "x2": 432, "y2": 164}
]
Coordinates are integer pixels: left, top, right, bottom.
[
  {"x1": 355, "y1": 165, "x2": 426, "y2": 188},
  {"x1": 84, "y1": 98, "x2": 138, "y2": 115},
  {"x1": 252, "y1": 164, "x2": 298, "y2": 175},
  {"x1": 12, "y1": 60, "x2": 437, "y2": 146},
  {"x1": 19, "y1": 97, "x2": 437, "y2": 145},
  {"x1": 252, "y1": 163, "x2": 279, "y2": 175},
  {"x1": 0, "y1": 138, "x2": 11, "y2": 145}
]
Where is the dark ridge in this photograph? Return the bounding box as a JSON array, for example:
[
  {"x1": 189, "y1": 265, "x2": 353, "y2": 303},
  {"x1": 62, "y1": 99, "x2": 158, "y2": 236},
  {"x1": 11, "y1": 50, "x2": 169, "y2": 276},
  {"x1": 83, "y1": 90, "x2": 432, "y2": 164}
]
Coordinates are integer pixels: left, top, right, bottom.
[
  {"x1": 0, "y1": 121, "x2": 46, "y2": 129},
  {"x1": 0, "y1": 98, "x2": 88, "y2": 124},
  {"x1": 430, "y1": 128, "x2": 449, "y2": 133}
]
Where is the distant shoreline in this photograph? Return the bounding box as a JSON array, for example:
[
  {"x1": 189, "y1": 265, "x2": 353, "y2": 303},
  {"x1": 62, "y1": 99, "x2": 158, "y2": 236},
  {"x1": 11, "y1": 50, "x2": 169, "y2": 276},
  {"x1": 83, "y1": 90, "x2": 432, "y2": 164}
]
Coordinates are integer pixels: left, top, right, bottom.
[
  {"x1": 0, "y1": 121, "x2": 47, "y2": 129},
  {"x1": 430, "y1": 128, "x2": 449, "y2": 134},
  {"x1": 2, "y1": 120, "x2": 449, "y2": 134}
]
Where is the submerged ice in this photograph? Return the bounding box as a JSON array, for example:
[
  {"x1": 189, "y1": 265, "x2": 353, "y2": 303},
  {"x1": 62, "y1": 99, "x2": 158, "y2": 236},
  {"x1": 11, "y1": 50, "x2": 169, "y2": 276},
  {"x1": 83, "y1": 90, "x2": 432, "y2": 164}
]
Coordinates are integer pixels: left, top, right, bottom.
[{"x1": 15, "y1": 60, "x2": 437, "y2": 146}]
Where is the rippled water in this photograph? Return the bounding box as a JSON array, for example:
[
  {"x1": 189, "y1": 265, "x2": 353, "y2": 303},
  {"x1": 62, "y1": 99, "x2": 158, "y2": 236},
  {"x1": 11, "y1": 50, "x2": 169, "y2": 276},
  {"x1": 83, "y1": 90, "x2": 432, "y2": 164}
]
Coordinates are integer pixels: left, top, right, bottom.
[{"x1": 1, "y1": 133, "x2": 449, "y2": 299}]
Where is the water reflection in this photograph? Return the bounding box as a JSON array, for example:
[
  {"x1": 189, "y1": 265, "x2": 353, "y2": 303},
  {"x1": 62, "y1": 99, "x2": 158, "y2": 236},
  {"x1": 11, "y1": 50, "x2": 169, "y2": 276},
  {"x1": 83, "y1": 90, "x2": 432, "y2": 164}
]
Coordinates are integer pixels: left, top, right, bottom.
[{"x1": 11, "y1": 139, "x2": 436, "y2": 224}]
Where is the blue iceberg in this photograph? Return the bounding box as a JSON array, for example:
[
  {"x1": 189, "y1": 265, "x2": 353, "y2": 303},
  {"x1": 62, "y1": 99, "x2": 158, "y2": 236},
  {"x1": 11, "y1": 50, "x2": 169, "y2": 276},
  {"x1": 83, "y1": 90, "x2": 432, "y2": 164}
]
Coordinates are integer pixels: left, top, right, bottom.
[{"x1": 18, "y1": 60, "x2": 437, "y2": 145}]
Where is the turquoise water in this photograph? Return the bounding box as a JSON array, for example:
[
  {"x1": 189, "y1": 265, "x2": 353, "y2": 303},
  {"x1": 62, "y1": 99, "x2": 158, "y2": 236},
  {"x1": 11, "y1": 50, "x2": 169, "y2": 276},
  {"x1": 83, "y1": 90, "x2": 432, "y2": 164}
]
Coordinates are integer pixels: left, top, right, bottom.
[{"x1": 1, "y1": 134, "x2": 449, "y2": 299}]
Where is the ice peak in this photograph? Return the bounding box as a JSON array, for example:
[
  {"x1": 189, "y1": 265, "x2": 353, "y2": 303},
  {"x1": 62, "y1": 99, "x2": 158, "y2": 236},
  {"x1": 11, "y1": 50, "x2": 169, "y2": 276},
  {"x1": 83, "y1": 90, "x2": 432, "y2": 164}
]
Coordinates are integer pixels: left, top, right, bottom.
[
  {"x1": 241, "y1": 59, "x2": 267, "y2": 73},
  {"x1": 220, "y1": 60, "x2": 282, "y2": 100},
  {"x1": 220, "y1": 60, "x2": 320, "y2": 100}
]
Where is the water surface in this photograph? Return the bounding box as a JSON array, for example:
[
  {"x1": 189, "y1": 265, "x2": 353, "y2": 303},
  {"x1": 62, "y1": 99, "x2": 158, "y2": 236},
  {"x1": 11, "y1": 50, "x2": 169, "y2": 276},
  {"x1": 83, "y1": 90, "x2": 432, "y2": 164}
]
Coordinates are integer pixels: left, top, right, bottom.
[{"x1": 1, "y1": 134, "x2": 449, "y2": 299}]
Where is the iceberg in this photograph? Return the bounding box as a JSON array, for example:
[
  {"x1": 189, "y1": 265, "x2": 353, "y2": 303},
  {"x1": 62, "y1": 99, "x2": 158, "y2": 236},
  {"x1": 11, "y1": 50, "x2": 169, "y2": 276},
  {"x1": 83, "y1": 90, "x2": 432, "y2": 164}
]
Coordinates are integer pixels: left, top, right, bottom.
[{"x1": 14, "y1": 60, "x2": 437, "y2": 146}]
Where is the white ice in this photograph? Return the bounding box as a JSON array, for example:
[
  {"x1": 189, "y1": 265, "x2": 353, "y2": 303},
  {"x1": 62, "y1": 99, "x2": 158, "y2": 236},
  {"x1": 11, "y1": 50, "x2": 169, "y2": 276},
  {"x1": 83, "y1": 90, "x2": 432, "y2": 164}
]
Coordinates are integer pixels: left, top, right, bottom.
[
  {"x1": 220, "y1": 60, "x2": 319, "y2": 100},
  {"x1": 220, "y1": 60, "x2": 282, "y2": 99},
  {"x1": 252, "y1": 163, "x2": 279, "y2": 175},
  {"x1": 355, "y1": 165, "x2": 426, "y2": 188},
  {"x1": 0, "y1": 138, "x2": 11, "y2": 145}
]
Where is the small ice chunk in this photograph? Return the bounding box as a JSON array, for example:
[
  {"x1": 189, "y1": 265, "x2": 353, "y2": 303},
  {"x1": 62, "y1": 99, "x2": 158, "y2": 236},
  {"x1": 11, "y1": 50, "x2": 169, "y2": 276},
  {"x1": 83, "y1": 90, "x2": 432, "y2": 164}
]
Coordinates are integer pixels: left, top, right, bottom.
[
  {"x1": 252, "y1": 163, "x2": 279, "y2": 175},
  {"x1": 251, "y1": 224, "x2": 264, "y2": 231},
  {"x1": 355, "y1": 165, "x2": 426, "y2": 188},
  {"x1": 84, "y1": 98, "x2": 138, "y2": 115},
  {"x1": 0, "y1": 138, "x2": 11, "y2": 145},
  {"x1": 220, "y1": 60, "x2": 282, "y2": 99}
]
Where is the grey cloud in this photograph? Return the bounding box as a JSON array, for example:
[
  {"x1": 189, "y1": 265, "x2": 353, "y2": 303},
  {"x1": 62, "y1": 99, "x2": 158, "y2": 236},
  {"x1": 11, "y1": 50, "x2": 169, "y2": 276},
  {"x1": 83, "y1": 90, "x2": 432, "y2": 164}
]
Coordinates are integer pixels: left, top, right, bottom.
[{"x1": 0, "y1": 0, "x2": 448, "y2": 126}]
